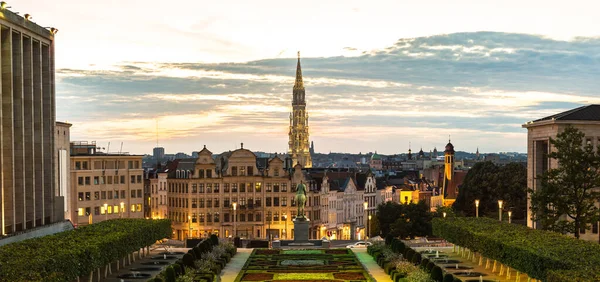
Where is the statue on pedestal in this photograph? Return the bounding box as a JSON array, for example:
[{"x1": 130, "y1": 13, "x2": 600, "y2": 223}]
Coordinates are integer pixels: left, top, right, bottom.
[{"x1": 295, "y1": 181, "x2": 307, "y2": 219}]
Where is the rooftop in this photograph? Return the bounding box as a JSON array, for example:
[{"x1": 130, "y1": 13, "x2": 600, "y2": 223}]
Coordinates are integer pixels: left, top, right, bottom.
[{"x1": 530, "y1": 104, "x2": 600, "y2": 123}]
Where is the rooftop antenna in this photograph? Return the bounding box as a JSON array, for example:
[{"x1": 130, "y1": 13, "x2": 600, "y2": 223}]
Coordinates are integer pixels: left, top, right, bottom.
[
  {"x1": 119, "y1": 142, "x2": 123, "y2": 154},
  {"x1": 107, "y1": 142, "x2": 111, "y2": 154}
]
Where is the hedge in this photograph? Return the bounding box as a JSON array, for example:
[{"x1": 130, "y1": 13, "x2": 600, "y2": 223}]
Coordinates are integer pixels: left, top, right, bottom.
[
  {"x1": 0, "y1": 219, "x2": 171, "y2": 282},
  {"x1": 432, "y1": 217, "x2": 600, "y2": 281}
]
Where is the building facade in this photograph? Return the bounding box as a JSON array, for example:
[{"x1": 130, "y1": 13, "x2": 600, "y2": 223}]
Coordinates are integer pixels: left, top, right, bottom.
[
  {"x1": 0, "y1": 9, "x2": 58, "y2": 235},
  {"x1": 288, "y1": 52, "x2": 312, "y2": 168},
  {"x1": 523, "y1": 105, "x2": 600, "y2": 242},
  {"x1": 55, "y1": 122, "x2": 71, "y2": 221},
  {"x1": 70, "y1": 141, "x2": 145, "y2": 226}
]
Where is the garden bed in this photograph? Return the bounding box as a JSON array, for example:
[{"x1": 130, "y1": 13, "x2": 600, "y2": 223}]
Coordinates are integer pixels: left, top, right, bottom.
[{"x1": 234, "y1": 249, "x2": 373, "y2": 282}]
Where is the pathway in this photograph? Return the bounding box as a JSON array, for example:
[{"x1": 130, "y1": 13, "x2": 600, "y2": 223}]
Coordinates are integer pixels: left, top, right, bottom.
[
  {"x1": 352, "y1": 249, "x2": 393, "y2": 282},
  {"x1": 220, "y1": 248, "x2": 252, "y2": 282}
]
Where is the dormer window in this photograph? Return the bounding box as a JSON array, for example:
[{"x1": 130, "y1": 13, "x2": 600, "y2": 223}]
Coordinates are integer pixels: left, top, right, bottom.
[{"x1": 240, "y1": 166, "x2": 246, "y2": 176}]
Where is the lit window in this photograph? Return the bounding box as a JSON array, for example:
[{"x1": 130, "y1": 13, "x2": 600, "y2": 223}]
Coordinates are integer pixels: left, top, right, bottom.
[
  {"x1": 101, "y1": 206, "x2": 106, "y2": 214},
  {"x1": 136, "y1": 204, "x2": 142, "y2": 211},
  {"x1": 114, "y1": 205, "x2": 119, "y2": 213},
  {"x1": 78, "y1": 208, "x2": 84, "y2": 216},
  {"x1": 108, "y1": 206, "x2": 113, "y2": 214},
  {"x1": 131, "y1": 204, "x2": 136, "y2": 212}
]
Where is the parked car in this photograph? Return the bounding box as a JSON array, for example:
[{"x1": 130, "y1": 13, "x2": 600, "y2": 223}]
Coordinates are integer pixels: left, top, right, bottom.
[{"x1": 346, "y1": 242, "x2": 372, "y2": 248}]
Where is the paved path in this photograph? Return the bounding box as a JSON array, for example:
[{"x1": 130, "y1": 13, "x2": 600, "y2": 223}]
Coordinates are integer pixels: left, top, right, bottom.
[
  {"x1": 352, "y1": 249, "x2": 393, "y2": 282},
  {"x1": 220, "y1": 248, "x2": 252, "y2": 282}
]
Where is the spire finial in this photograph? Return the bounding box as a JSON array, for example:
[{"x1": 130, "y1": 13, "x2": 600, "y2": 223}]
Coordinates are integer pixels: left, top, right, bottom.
[
  {"x1": 293, "y1": 51, "x2": 304, "y2": 90},
  {"x1": 298, "y1": 51, "x2": 300, "y2": 59},
  {"x1": 449, "y1": 135, "x2": 451, "y2": 143}
]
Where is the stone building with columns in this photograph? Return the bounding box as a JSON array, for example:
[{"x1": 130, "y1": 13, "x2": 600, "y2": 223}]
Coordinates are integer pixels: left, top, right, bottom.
[
  {"x1": 523, "y1": 104, "x2": 600, "y2": 242},
  {"x1": 0, "y1": 8, "x2": 59, "y2": 236}
]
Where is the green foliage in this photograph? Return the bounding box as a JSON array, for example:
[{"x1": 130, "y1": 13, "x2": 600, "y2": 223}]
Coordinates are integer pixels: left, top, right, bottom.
[
  {"x1": 432, "y1": 217, "x2": 600, "y2": 280},
  {"x1": 386, "y1": 201, "x2": 433, "y2": 239},
  {"x1": 411, "y1": 252, "x2": 422, "y2": 265},
  {"x1": 406, "y1": 268, "x2": 433, "y2": 282},
  {"x1": 430, "y1": 266, "x2": 443, "y2": 282},
  {"x1": 452, "y1": 161, "x2": 527, "y2": 219},
  {"x1": 165, "y1": 266, "x2": 176, "y2": 282},
  {"x1": 420, "y1": 258, "x2": 430, "y2": 270},
  {"x1": 426, "y1": 262, "x2": 435, "y2": 273},
  {"x1": 442, "y1": 274, "x2": 454, "y2": 282},
  {"x1": 182, "y1": 253, "x2": 195, "y2": 269},
  {"x1": 154, "y1": 277, "x2": 164, "y2": 282},
  {"x1": 210, "y1": 234, "x2": 219, "y2": 246},
  {"x1": 529, "y1": 126, "x2": 600, "y2": 238},
  {"x1": 172, "y1": 263, "x2": 182, "y2": 276},
  {"x1": 385, "y1": 234, "x2": 394, "y2": 245},
  {"x1": 0, "y1": 219, "x2": 171, "y2": 282}
]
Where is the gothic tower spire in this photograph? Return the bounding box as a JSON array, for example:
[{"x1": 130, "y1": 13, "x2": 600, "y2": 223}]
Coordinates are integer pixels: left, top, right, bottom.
[{"x1": 288, "y1": 52, "x2": 312, "y2": 168}]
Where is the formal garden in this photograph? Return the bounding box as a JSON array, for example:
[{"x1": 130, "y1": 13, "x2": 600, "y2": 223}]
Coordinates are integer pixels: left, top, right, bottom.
[
  {"x1": 148, "y1": 235, "x2": 237, "y2": 282},
  {"x1": 0, "y1": 219, "x2": 171, "y2": 282},
  {"x1": 433, "y1": 217, "x2": 600, "y2": 282},
  {"x1": 234, "y1": 249, "x2": 375, "y2": 282}
]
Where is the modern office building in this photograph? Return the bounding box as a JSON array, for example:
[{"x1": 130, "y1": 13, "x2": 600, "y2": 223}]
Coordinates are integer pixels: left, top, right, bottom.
[
  {"x1": 0, "y1": 7, "x2": 59, "y2": 235},
  {"x1": 70, "y1": 141, "x2": 145, "y2": 226}
]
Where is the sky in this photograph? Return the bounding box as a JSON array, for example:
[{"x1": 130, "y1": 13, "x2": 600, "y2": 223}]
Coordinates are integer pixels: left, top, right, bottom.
[{"x1": 12, "y1": 0, "x2": 600, "y2": 155}]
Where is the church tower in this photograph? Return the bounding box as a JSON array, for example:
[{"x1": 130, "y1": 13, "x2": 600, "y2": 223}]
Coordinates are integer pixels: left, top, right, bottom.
[
  {"x1": 442, "y1": 138, "x2": 456, "y2": 206},
  {"x1": 288, "y1": 52, "x2": 312, "y2": 168}
]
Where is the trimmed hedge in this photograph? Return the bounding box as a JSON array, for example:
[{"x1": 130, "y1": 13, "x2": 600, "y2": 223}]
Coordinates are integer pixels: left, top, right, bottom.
[
  {"x1": 0, "y1": 219, "x2": 171, "y2": 282},
  {"x1": 432, "y1": 217, "x2": 600, "y2": 281},
  {"x1": 431, "y1": 266, "x2": 443, "y2": 282}
]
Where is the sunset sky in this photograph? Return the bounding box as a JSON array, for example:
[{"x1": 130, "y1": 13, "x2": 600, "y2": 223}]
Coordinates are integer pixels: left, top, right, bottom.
[{"x1": 13, "y1": 0, "x2": 600, "y2": 155}]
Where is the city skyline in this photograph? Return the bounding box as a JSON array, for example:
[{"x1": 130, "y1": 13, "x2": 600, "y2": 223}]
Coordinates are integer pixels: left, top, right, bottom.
[{"x1": 13, "y1": 0, "x2": 600, "y2": 155}]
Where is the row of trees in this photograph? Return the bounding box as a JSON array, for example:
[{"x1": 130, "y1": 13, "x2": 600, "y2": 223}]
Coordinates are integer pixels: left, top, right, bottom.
[
  {"x1": 375, "y1": 126, "x2": 600, "y2": 240},
  {"x1": 452, "y1": 161, "x2": 527, "y2": 220}
]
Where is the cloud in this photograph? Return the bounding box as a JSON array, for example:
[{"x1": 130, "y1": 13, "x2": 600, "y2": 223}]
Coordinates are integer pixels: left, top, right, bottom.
[{"x1": 57, "y1": 32, "x2": 600, "y2": 155}]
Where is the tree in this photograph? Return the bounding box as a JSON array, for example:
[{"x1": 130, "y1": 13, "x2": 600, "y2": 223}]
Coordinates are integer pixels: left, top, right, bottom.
[
  {"x1": 452, "y1": 161, "x2": 527, "y2": 219},
  {"x1": 376, "y1": 201, "x2": 433, "y2": 239},
  {"x1": 529, "y1": 126, "x2": 600, "y2": 239},
  {"x1": 376, "y1": 202, "x2": 403, "y2": 237}
]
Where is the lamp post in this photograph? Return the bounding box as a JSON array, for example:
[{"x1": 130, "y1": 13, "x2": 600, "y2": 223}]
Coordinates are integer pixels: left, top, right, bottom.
[
  {"x1": 188, "y1": 215, "x2": 191, "y2": 239},
  {"x1": 363, "y1": 200, "x2": 368, "y2": 242},
  {"x1": 443, "y1": 212, "x2": 447, "y2": 218},
  {"x1": 368, "y1": 215, "x2": 372, "y2": 239},
  {"x1": 120, "y1": 202, "x2": 124, "y2": 218},
  {"x1": 232, "y1": 202, "x2": 237, "y2": 238},
  {"x1": 508, "y1": 210, "x2": 512, "y2": 224},
  {"x1": 498, "y1": 200, "x2": 504, "y2": 222},
  {"x1": 474, "y1": 199, "x2": 480, "y2": 218},
  {"x1": 268, "y1": 211, "x2": 272, "y2": 241},
  {"x1": 283, "y1": 215, "x2": 287, "y2": 239},
  {"x1": 103, "y1": 203, "x2": 108, "y2": 221}
]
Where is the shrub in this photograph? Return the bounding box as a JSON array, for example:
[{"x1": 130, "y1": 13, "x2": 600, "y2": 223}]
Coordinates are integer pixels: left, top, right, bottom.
[
  {"x1": 182, "y1": 253, "x2": 195, "y2": 269},
  {"x1": 420, "y1": 258, "x2": 430, "y2": 269},
  {"x1": 404, "y1": 248, "x2": 414, "y2": 261},
  {"x1": 430, "y1": 266, "x2": 443, "y2": 282},
  {"x1": 443, "y1": 273, "x2": 454, "y2": 282},
  {"x1": 426, "y1": 262, "x2": 435, "y2": 273},
  {"x1": 234, "y1": 237, "x2": 241, "y2": 248},
  {"x1": 406, "y1": 268, "x2": 433, "y2": 282},
  {"x1": 395, "y1": 260, "x2": 418, "y2": 276},
  {"x1": 193, "y1": 247, "x2": 202, "y2": 258},
  {"x1": 386, "y1": 234, "x2": 394, "y2": 245},
  {"x1": 173, "y1": 263, "x2": 183, "y2": 276},
  {"x1": 411, "y1": 252, "x2": 422, "y2": 265},
  {"x1": 0, "y1": 219, "x2": 171, "y2": 282},
  {"x1": 165, "y1": 266, "x2": 176, "y2": 282},
  {"x1": 453, "y1": 278, "x2": 462, "y2": 282},
  {"x1": 432, "y1": 217, "x2": 600, "y2": 280},
  {"x1": 210, "y1": 234, "x2": 219, "y2": 246}
]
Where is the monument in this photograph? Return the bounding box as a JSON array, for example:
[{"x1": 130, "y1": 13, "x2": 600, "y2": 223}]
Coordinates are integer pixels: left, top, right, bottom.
[{"x1": 292, "y1": 181, "x2": 310, "y2": 243}]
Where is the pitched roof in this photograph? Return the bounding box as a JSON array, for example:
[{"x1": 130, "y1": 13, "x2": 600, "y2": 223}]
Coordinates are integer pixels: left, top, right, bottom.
[{"x1": 533, "y1": 104, "x2": 600, "y2": 122}]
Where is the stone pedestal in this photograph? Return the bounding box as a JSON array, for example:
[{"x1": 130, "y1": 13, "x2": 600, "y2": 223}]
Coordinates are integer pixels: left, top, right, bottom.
[{"x1": 292, "y1": 218, "x2": 310, "y2": 243}]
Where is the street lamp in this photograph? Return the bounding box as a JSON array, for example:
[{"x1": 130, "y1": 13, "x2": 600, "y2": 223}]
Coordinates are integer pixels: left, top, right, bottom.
[
  {"x1": 508, "y1": 210, "x2": 512, "y2": 224},
  {"x1": 498, "y1": 200, "x2": 504, "y2": 222},
  {"x1": 474, "y1": 199, "x2": 480, "y2": 218},
  {"x1": 368, "y1": 215, "x2": 372, "y2": 239},
  {"x1": 443, "y1": 212, "x2": 447, "y2": 218},
  {"x1": 363, "y1": 200, "x2": 368, "y2": 242},
  {"x1": 103, "y1": 203, "x2": 108, "y2": 221},
  {"x1": 283, "y1": 214, "x2": 287, "y2": 239},
  {"x1": 188, "y1": 215, "x2": 192, "y2": 239},
  {"x1": 232, "y1": 202, "x2": 237, "y2": 238},
  {"x1": 120, "y1": 202, "x2": 124, "y2": 218}
]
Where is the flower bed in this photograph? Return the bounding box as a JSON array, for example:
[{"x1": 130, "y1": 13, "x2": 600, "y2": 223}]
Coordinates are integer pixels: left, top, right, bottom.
[{"x1": 234, "y1": 249, "x2": 374, "y2": 282}]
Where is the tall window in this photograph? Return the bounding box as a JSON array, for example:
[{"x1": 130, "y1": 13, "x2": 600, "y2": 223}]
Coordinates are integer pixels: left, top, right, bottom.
[
  {"x1": 266, "y1": 183, "x2": 272, "y2": 192},
  {"x1": 206, "y1": 170, "x2": 212, "y2": 178},
  {"x1": 231, "y1": 166, "x2": 237, "y2": 176},
  {"x1": 282, "y1": 183, "x2": 287, "y2": 192},
  {"x1": 274, "y1": 197, "x2": 279, "y2": 207},
  {"x1": 240, "y1": 166, "x2": 245, "y2": 176},
  {"x1": 247, "y1": 166, "x2": 253, "y2": 176},
  {"x1": 207, "y1": 183, "x2": 212, "y2": 193},
  {"x1": 255, "y1": 182, "x2": 262, "y2": 192},
  {"x1": 266, "y1": 197, "x2": 272, "y2": 207},
  {"x1": 240, "y1": 183, "x2": 246, "y2": 193},
  {"x1": 232, "y1": 183, "x2": 238, "y2": 193},
  {"x1": 214, "y1": 183, "x2": 219, "y2": 193},
  {"x1": 199, "y1": 199, "x2": 205, "y2": 208},
  {"x1": 274, "y1": 184, "x2": 280, "y2": 193},
  {"x1": 199, "y1": 169, "x2": 205, "y2": 178},
  {"x1": 224, "y1": 183, "x2": 230, "y2": 193},
  {"x1": 282, "y1": 197, "x2": 287, "y2": 207}
]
